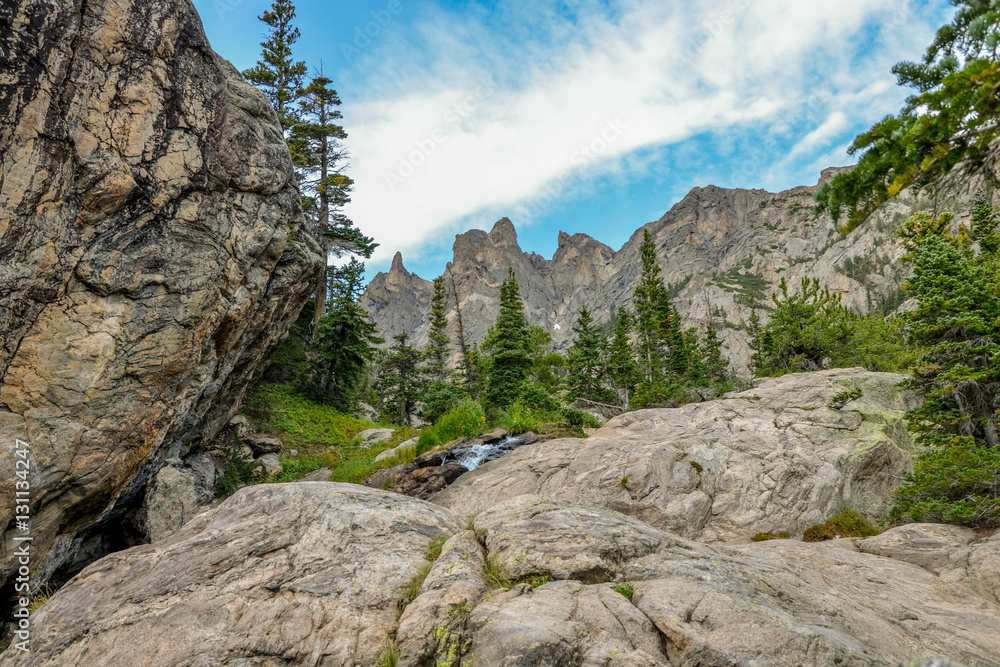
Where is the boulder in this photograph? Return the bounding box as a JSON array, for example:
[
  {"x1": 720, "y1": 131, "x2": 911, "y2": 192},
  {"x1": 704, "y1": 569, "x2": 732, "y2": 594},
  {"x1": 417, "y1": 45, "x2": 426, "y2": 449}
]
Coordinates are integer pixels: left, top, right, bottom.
[
  {"x1": 296, "y1": 467, "x2": 333, "y2": 482},
  {"x1": 374, "y1": 436, "x2": 420, "y2": 463},
  {"x1": 243, "y1": 433, "x2": 284, "y2": 456},
  {"x1": 435, "y1": 369, "x2": 920, "y2": 543},
  {"x1": 396, "y1": 464, "x2": 469, "y2": 499},
  {"x1": 858, "y1": 523, "x2": 976, "y2": 578},
  {"x1": 0, "y1": 0, "x2": 323, "y2": 596},
  {"x1": 9, "y1": 484, "x2": 461, "y2": 666},
  {"x1": 357, "y1": 428, "x2": 396, "y2": 448},
  {"x1": 255, "y1": 453, "x2": 282, "y2": 477},
  {"x1": 129, "y1": 457, "x2": 216, "y2": 543}
]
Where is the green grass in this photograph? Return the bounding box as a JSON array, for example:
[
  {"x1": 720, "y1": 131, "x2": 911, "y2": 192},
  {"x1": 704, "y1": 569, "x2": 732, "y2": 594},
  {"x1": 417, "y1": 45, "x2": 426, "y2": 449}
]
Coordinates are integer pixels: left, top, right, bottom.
[
  {"x1": 398, "y1": 563, "x2": 433, "y2": 613},
  {"x1": 241, "y1": 384, "x2": 377, "y2": 450},
  {"x1": 376, "y1": 641, "x2": 398, "y2": 667},
  {"x1": 416, "y1": 400, "x2": 487, "y2": 452},
  {"x1": 425, "y1": 536, "x2": 448, "y2": 561},
  {"x1": 611, "y1": 583, "x2": 634, "y2": 600}
]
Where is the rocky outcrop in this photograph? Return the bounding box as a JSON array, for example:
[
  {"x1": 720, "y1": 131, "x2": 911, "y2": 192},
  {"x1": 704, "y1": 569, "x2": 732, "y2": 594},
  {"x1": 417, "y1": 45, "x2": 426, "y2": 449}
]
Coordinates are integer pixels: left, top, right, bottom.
[
  {"x1": 0, "y1": 0, "x2": 323, "y2": 598},
  {"x1": 435, "y1": 369, "x2": 921, "y2": 542},
  {"x1": 13, "y1": 486, "x2": 1000, "y2": 666},
  {"x1": 362, "y1": 171, "x2": 988, "y2": 372}
]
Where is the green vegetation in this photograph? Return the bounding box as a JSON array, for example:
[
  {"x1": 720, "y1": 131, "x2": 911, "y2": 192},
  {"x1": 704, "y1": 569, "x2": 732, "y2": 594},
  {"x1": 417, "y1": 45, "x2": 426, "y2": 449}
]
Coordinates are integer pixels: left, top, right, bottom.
[
  {"x1": 829, "y1": 387, "x2": 864, "y2": 410},
  {"x1": 381, "y1": 333, "x2": 424, "y2": 427},
  {"x1": 714, "y1": 267, "x2": 770, "y2": 303},
  {"x1": 376, "y1": 641, "x2": 399, "y2": 667},
  {"x1": 28, "y1": 586, "x2": 55, "y2": 614},
  {"x1": 751, "y1": 532, "x2": 790, "y2": 542},
  {"x1": 416, "y1": 400, "x2": 486, "y2": 451},
  {"x1": 425, "y1": 536, "x2": 448, "y2": 561},
  {"x1": 891, "y1": 200, "x2": 1000, "y2": 527},
  {"x1": 566, "y1": 306, "x2": 615, "y2": 403},
  {"x1": 611, "y1": 583, "x2": 634, "y2": 600},
  {"x1": 816, "y1": 2, "x2": 1000, "y2": 232},
  {"x1": 214, "y1": 441, "x2": 259, "y2": 500},
  {"x1": 483, "y1": 268, "x2": 534, "y2": 412},
  {"x1": 802, "y1": 510, "x2": 880, "y2": 542},
  {"x1": 748, "y1": 277, "x2": 917, "y2": 378}
]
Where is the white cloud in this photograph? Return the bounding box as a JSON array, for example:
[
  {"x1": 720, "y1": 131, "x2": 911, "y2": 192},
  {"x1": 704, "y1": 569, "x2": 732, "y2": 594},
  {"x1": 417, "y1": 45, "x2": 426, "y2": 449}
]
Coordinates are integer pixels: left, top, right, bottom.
[{"x1": 338, "y1": 0, "x2": 941, "y2": 265}]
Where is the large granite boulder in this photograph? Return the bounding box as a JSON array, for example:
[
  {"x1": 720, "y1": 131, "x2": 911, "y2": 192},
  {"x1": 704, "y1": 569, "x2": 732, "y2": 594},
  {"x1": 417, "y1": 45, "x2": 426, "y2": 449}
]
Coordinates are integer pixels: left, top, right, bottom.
[
  {"x1": 0, "y1": 0, "x2": 323, "y2": 597},
  {"x1": 436, "y1": 369, "x2": 920, "y2": 543},
  {"x1": 12, "y1": 488, "x2": 1000, "y2": 667}
]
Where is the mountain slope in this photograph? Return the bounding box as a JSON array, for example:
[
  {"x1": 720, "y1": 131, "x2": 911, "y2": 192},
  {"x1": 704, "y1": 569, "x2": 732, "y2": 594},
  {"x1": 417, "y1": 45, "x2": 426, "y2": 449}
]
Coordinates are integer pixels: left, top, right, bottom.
[{"x1": 362, "y1": 167, "x2": 974, "y2": 371}]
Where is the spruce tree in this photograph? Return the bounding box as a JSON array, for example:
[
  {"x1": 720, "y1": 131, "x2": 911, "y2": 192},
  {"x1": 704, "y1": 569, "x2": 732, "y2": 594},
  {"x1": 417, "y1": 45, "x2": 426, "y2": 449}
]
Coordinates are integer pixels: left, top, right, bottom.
[
  {"x1": 243, "y1": 0, "x2": 308, "y2": 133},
  {"x1": 383, "y1": 333, "x2": 424, "y2": 426},
  {"x1": 303, "y1": 258, "x2": 383, "y2": 411},
  {"x1": 605, "y1": 310, "x2": 639, "y2": 408},
  {"x1": 425, "y1": 276, "x2": 451, "y2": 383},
  {"x1": 483, "y1": 268, "x2": 533, "y2": 411},
  {"x1": 634, "y1": 229, "x2": 667, "y2": 385},
  {"x1": 699, "y1": 322, "x2": 728, "y2": 382},
  {"x1": 566, "y1": 306, "x2": 610, "y2": 401}
]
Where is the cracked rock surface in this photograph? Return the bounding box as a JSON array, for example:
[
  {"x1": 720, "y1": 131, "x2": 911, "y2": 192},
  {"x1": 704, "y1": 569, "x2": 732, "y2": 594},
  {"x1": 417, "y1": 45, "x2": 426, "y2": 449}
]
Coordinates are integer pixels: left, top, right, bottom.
[
  {"x1": 435, "y1": 368, "x2": 920, "y2": 543},
  {"x1": 0, "y1": 0, "x2": 323, "y2": 597},
  {"x1": 10, "y1": 484, "x2": 1000, "y2": 666}
]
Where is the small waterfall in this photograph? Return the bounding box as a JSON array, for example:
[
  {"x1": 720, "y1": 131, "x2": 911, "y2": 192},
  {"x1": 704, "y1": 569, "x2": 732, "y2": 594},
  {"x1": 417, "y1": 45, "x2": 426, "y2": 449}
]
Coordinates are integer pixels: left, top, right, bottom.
[{"x1": 440, "y1": 434, "x2": 533, "y2": 471}]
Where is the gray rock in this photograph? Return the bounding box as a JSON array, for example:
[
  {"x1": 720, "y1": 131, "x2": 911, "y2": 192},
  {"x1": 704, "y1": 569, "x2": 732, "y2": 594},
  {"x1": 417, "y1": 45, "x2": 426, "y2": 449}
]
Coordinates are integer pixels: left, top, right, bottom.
[
  {"x1": 228, "y1": 415, "x2": 252, "y2": 439},
  {"x1": 0, "y1": 0, "x2": 323, "y2": 595},
  {"x1": 436, "y1": 369, "x2": 920, "y2": 543},
  {"x1": 374, "y1": 436, "x2": 420, "y2": 463},
  {"x1": 296, "y1": 467, "x2": 332, "y2": 482},
  {"x1": 255, "y1": 453, "x2": 282, "y2": 477},
  {"x1": 131, "y1": 460, "x2": 215, "y2": 543},
  {"x1": 8, "y1": 484, "x2": 461, "y2": 667},
  {"x1": 859, "y1": 523, "x2": 976, "y2": 577},
  {"x1": 244, "y1": 433, "x2": 284, "y2": 456},
  {"x1": 358, "y1": 428, "x2": 396, "y2": 448}
]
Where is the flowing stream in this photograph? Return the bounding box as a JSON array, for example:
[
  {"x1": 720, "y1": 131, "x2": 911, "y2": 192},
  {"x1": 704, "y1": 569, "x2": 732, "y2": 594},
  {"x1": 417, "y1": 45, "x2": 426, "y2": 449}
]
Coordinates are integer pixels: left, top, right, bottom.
[{"x1": 440, "y1": 434, "x2": 533, "y2": 471}]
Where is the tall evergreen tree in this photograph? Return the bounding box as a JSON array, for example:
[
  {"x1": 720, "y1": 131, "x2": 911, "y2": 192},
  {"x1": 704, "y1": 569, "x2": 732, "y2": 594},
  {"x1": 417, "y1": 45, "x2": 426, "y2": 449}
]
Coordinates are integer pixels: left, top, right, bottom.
[
  {"x1": 483, "y1": 268, "x2": 533, "y2": 410},
  {"x1": 303, "y1": 259, "x2": 383, "y2": 411},
  {"x1": 425, "y1": 276, "x2": 451, "y2": 383},
  {"x1": 291, "y1": 71, "x2": 375, "y2": 324},
  {"x1": 605, "y1": 310, "x2": 639, "y2": 408},
  {"x1": 566, "y1": 306, "x2": 610, "y2": 401},
  {"x1": 699, "y1": 322, "x2": 728, "y2": 382},
  {"x1": 243, "y1": 0, "x2": 308, "y2": 132},
  {"x1": 634, "y1": 229, "x2": 668, "y2": 385},
  {"x1": 383, "y1": 333, "x2": 424, "y2": 426}
]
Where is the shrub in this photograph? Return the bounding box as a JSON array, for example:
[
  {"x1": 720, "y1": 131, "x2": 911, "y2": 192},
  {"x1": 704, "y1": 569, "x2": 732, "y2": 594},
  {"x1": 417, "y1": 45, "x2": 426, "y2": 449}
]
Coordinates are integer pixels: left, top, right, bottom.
[
  {"x1": 500, "y1": 400, "x2": 543, "y2": 435},
  {"x1": 417, "y1": 400, "x2": 487, "y2": 453},
  {"x1": 828, "y1": 387, "x2": 863, "y2": 410},
  {"x1": 751, "y1": 532, "x2": 790, "y2": 542},
  {"x1": 562, "y1": 408, "x2": 601, "y2": 429},
  {"x1": 802, "y1": 510, "x2": 880, "y2": 542},
  {"x1": 519, "y1": 382, "x2": 562, "y2": 415},
  {"x1": 214, "y1": 442, "x2": 259, "y2": 499},
  {"x1": 425, "y1": 536, "x2": 447, "y2": 561},
  {"x1": 419, "y1": 381, "x2": 463, "y2": 424}
]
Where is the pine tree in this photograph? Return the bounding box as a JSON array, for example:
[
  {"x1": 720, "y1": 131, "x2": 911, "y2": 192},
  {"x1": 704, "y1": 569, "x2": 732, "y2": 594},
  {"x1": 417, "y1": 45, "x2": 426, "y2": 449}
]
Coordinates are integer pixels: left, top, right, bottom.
[
  {"x1": 816, "y1": 2, "x2": 1000, "y2": 232},
  {"x1": 634, "y1": 229, "x2": 667, "y2": 385},
  {"x1": 483, "y1": 268, "x2": 533, "y2": 411},
  {"x1": 243, "y1": 0, "x2": 308, "y2": 133},
  {"x1": 383, "y1": 333, "x2": 424, "y2": 426},
  {"x1": 699, "y1": 322, "x2": 728, "y2": 382},
  {"x1": 291, "y1": 71, "x2": 375, "y2": 325},
  {"x1": 605, "y1": 310, "x2": 639, "y2": 408},
  {"x1": 891, "y1": 200, "x2": 1000, "y2": 526},
  {"x1": 566, "y1": 306, "x2": 609, "y2": 401},
  {"x1": 425, "y1": 276, "x2": 451, "y2": 383},
  {"x1": 303, "y1": 259, "x2": 383, "y2": 411}
]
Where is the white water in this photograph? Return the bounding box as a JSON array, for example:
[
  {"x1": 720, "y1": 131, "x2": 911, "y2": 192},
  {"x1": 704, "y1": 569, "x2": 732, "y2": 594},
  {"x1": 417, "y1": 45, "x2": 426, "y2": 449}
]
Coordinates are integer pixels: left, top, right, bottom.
[{"x1": 442, "y1": 434, "x2": 530, "y2": 471}]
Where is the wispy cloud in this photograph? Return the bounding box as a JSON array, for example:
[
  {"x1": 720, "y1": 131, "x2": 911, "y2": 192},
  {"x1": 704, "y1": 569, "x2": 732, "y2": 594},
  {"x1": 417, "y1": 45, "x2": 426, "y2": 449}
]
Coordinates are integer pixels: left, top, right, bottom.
[{"x1": 339, "y1": 0, "x2": 944, "y2": 266}]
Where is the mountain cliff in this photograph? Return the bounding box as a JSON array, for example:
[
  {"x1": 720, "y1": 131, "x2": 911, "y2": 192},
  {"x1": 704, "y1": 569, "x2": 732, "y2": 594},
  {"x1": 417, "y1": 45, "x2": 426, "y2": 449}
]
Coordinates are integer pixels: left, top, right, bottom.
[{"x1": 363, "y1": 168, "x2": 971, "y2": 371}]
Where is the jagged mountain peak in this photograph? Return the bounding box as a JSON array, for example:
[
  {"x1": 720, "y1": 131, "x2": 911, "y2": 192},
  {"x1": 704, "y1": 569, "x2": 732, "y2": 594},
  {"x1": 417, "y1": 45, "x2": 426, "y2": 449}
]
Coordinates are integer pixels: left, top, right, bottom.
[{"x1": 363, "y1": 168, "x2": 949, "y2": 370}]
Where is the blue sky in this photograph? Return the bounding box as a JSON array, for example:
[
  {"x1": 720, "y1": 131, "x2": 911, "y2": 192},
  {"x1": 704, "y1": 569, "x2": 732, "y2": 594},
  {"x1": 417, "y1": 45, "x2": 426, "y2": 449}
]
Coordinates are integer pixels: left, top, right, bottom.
[{"x1": 192, "y1": 0, "x2": 953, "y2": 282}]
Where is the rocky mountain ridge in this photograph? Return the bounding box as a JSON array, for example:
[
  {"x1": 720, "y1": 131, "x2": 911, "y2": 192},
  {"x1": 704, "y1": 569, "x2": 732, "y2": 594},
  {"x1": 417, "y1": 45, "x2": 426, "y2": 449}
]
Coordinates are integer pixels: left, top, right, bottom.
[{"x1": 363, "y1": 169, "x2": 980, "y2": 371}]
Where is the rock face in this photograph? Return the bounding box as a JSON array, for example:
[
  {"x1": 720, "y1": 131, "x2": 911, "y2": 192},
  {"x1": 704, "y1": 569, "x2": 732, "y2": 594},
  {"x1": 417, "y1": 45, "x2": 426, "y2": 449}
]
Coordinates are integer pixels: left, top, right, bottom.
[
  {"x1": 362, "y1": 172, "x2": 988, "y2": 372},
  {"x1": 14, "y1": 486, "x2": 1000, "y2": 667},
  {"x1": 0, "y1": 0, "x2": 323, "y2": 598},
  {"x1": 435, "y1": 369, "x2": 921, "y2": 543}
]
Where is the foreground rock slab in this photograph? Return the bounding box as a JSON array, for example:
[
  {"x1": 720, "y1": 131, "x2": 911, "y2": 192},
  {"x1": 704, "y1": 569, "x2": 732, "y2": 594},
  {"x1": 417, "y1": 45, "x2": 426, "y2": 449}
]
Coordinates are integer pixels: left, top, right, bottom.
[
  {"x1": 436, "y1": 369, "x2": 920, "y2": 542},
  {"x1": 11, "y1": 487, "x2": 1000, "y2": 667},
  {"x1": 6, "y1": 484, "x2": 461, "y2": 667},
  {"x1": 0, "y1": 0, "x2": 323, "y2": 594}
]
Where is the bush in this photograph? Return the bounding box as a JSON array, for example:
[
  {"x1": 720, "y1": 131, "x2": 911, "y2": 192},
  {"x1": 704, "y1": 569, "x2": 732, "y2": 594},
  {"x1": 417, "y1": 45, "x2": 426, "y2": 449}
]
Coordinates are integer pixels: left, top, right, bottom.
[
  {"x1": 562, "y1": 408, "x2": 600, "y2": 429},
  {"x1": 802, "y1": 510, "x2": 880, "y2": 542},
  {"x1": 891, "y1": 442, "x2": 1000, "y2": 526},
  {"x1": 611, "y1": 583, "x2": 634, "y2": 599},
  {"x1": 518, "y1": 382, "x2": 562, "y2": 415},
  {"x1": 751, "y1": 532, "x2": 790, "y2": 542},
  {"x1": 500, "y1": 400, "x2": 543, "y2": 435},
  {"x1": 214, "y1": 442, "x2": 259, "y2": 499},
  {"x1": 417, "y1": 400, "x2": 487, "y2": 453},
  {"x1": 419, "y1": 381, "x2": 463, "y2": 424}
]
